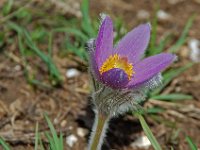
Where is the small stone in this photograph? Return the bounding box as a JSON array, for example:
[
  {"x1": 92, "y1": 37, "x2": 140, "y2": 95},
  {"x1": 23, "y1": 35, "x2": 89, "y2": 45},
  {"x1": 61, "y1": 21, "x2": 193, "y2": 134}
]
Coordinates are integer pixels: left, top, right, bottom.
[
  {"x1": 25, "y1": 120, "x2": 30, "y2": 125},
  {"x1": 131, "y1": 135, "x2": 151, "y2": 149},
  {"x1": 157, "y1": 10, "x2": 171, "y2": 21},
  {"x1": 188, "y1": 39, "x2": 200, "y2": 62},
  {"x1": 65, "y1": 68, "x2": 80, "y2": 78},
  {"x1": 77, "y1": 127, "x2": 87, "y2": 137},
  {"x1": 14, "y1": 65, "x2": 21, "y2": 71},
  {"x1": 179, "y1": 46, "x2": 189, "y2": 58},
  {"x1": 66, "y1": 134, "x2": 78, "y2": 147},
  {"x1": 69, "y1": 126, "x2": 73, "y2": 130},
  {"x1": 53, "y1": 118, "x2": 59, "y2": 124},
  {"x1": 137, "y1": 10, "x2": 150, "y2": 19},
  {"x1": 61, "y1": 120, "x2": 67, "y2": 127}
]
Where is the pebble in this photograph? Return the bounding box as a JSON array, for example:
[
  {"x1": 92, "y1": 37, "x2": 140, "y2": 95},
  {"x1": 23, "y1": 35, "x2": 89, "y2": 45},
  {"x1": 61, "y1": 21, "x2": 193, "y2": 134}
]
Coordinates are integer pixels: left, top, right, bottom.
[
  {"x1": 69, "y1": 126, "x2": 73, "y2": 130},
  {"x1": 61, "y1": 120, "x2": 67, "y2": 127},
  {"x1": 157, "y1": 10, "x2": 171, "y2": 21},
  {"x1": 53, "y1": 118, "x2": 59, "y2": 124},
  {"x1": 65, "y1": 68, "x2": 80, "y2": 78},
  {"x1": 14, "y1": 65, "x2": 22, "y2": 71},
  {"x1": 131, "y1": 135, "x2": 151, "y2": 149},
  {"x1": 66, "y1": 134, "x2": 78, "y2": 147},
  {"x1": 77, "y1": 127, "x2": 87, "y2": 137},
  {"x1": 188, "y1": 39, "x2": 200, "y2": 62}
]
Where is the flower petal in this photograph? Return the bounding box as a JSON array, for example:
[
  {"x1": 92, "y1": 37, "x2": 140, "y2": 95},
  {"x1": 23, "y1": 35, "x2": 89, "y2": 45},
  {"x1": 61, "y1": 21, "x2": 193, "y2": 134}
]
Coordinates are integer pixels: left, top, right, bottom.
[
  {"x1": 90, "y1": 51, "x2": 101, "y2": 80},
  {"x1": 87, "y1": 39, "x2": 101, "y2": 80},
  {"x1": 95, "y1": 15, "x2": 114, "y2": 69},
  {"x1": 127, "y1": 53, "x2": 176, "y2": 88},
  {"x1": 102, "y1": 68, "x2": 129, "y2": 89},
  {"x1": 115, "y1": 23, "x2": 151, "y2": 64}
]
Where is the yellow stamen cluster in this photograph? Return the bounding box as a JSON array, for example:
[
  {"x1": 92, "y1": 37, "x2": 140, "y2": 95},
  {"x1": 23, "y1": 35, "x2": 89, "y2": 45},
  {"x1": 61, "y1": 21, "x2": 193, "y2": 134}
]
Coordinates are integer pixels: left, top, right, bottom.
[{"x1": 99, "y1": 54, "x2": 134, "y2": 80}]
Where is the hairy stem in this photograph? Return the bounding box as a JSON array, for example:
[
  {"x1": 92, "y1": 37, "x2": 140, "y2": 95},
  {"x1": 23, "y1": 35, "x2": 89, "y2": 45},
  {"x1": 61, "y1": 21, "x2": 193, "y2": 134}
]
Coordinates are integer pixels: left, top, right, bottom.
[{"x1": 88, "y1": 112, "x2": 110, "y2": 150}]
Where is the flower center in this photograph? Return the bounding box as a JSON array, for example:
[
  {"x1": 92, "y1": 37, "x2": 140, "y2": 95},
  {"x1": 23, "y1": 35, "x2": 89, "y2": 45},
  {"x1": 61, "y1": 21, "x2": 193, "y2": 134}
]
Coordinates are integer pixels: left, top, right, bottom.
[{"x1": 99, "y1": 54, "x2": 134, "y2": 80}]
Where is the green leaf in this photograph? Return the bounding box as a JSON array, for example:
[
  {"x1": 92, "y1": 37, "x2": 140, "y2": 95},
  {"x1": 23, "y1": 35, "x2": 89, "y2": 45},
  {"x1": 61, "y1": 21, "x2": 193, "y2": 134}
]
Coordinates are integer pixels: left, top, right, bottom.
[
  {"x1": 0, "y1": 137, "x2": 10, "y2": 150},
  {"x1": 186, "y1": 136, "x2": 198, "y2": 150},
  {"x1": 152, "y1": 93, "x2": 193, "y2": 101},
  {"x1": 169, "y1": 15, "x2": 195, "y2": 53},
  {"x1": 135, "y1": 114, "x2": 162, "y2": 150}
]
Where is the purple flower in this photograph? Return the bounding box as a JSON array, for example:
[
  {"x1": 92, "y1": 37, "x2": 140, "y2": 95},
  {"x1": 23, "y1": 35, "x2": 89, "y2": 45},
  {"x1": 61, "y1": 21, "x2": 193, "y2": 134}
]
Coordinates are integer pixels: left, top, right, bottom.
[{"x1": 90, "y1": 15, "x2": 176, "y2": 90}]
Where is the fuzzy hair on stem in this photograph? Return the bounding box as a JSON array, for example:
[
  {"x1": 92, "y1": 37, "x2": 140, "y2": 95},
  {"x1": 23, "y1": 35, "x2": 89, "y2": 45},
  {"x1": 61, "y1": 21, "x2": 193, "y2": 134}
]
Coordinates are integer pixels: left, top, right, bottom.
[{"x1": 88, "y1": 111, "x2": 110, "y2": 150}]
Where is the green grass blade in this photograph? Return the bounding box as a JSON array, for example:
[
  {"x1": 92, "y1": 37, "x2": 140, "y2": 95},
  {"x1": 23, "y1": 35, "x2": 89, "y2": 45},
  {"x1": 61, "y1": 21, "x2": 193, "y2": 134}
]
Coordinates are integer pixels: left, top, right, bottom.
[
  {"x1": 59, "y1": 132, "x2": 64, "y2": 150},
  {"x1": 18, "y1": 33, "x2": 33, "y2": 84},
  {"x1": 186, "y1": 136, "x2": 197, "y2": 150},
  {"x1": 2, "y1": 0, "x2": 14, "y2": 15},
  {"x1": 45, "y1": 132, "x2": 56, "y2": 150},
  {"x1": 146, "y1": 107, "x2": 165, "y2": 114},
  {"x1": 148, "y1": 4, "x2": 159, "y2": 55},
  {"x1": 7, "y1": 21, "x2": 23, "y2": 33},
  {"x1": 31, "y1": 27, "x2": 47, "y2": 41},
  {"x1": 0, "y1": 137, "x2": 10, "y2": 150},
  {"x1": 34, "y1": 122, "x2": 39, "y2": 150},
  {"x1": 53, "y1": 27, "x2": 88, "y2": 41},
  {"x1": 44, "y1": 114, "x2": 63, "y2": 150},
  {"x1": 136, "y1": 114, "x2": 162, "y2": 150},
  {"x1": 152, "y1": 93, "x2": 193, "y2": 101},
  {"x1": 169, "y1": 15, "x2": 195, "y2": 53},
  {"x1": 23, "y1": 29, "x2": 48, "y2": 62},
  {"x1": 39, "y1": 133, "x2": 45, "y2": 150},
  {"x1": 81, "y1": 0, "x2": 95, "y2": 37},
  {"x1": 18, "y1": 34, "x2": 52, "y2": 88},
  {"x1": 153, "y1": 33, "x2": 173, "y2": 55},
  {"x1": 23, "y1": 29, "x2": 62, "y2": 84},
  {"x1": 48, "y1": 32, "x2": 53, "y2": 56},
  {"x1": 65, "y1": 37, "x2": 88, "y2": 61}
]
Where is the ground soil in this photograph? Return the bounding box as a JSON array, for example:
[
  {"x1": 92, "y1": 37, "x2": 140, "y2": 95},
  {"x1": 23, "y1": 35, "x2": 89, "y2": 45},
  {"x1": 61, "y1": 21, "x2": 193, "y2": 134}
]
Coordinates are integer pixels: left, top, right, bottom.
[{"x1": 0, "y1": 0, "x2": 200, "y2": 150}]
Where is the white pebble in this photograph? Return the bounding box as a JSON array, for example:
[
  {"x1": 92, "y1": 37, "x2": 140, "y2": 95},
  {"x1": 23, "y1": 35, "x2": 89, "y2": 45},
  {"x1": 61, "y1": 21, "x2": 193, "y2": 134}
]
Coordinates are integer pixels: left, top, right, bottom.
[
  {"x1": 69, "y1": 126, "x2": 73, "y2": 130},
  {"x1": 188, "y1": 39, "x2": 200, "y2": 62},
  {"x1": 14, "y1": 65, "x2": 21, "y2": 71},
  {"x1": 66, "y1": 134, "x2": 78, "y2": 147},
  {"x1": 65, "y1": 68, "x2": 80, "y2": 78},
  {"x1": 157, "y1": 10, "x2": 171, "y2": 21},
  {"x1": 131, "y1": 135, "x2": 151, "y2": 149},
  {"x1": 77, "y1": 127, "x2": 87, "y2": 137}
]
